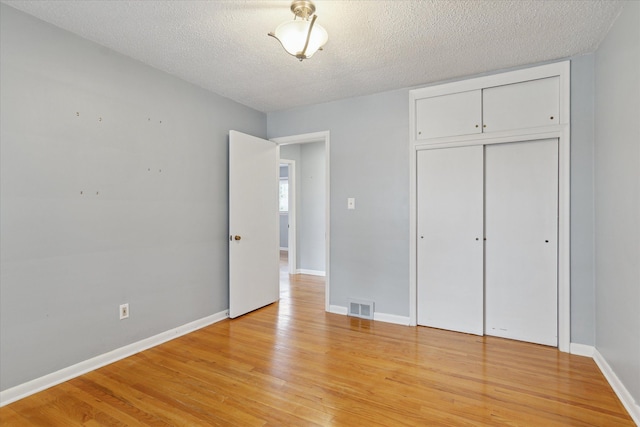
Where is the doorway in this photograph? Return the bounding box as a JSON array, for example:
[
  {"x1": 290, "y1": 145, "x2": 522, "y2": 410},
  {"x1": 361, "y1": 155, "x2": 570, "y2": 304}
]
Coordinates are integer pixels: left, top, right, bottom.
[
  {"x1": 279, "y1": 159, "x2": 296, "y2": 275},
  {"x1": 272, "y1": 131, "x2": 331, "y2": 312}
]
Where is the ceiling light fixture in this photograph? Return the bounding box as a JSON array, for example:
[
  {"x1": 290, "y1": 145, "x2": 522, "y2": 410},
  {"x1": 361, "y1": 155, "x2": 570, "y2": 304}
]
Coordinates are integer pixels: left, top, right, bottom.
[{"x1": 268, "y1": 0, "x2": 328, "y2": 61}]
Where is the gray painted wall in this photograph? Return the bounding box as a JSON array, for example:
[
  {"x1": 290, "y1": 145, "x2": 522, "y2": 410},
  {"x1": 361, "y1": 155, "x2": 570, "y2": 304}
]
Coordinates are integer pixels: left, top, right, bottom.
[
  {"x1": 298, "y1": 142, "x2": 326, "y2": 272},
  {"x1": 594, "y1": 0, "x2": 640, "y2": 406},
  {"x1": 269, "y1": 90, "x2": 410, "y2": 315},
  {"x1": 0, "y1": 4, "x2": 266, "y2": 391},
  {"x1": 279, "y1": 214, "x2": 289, "y2": 248},
  {"x1": 570, "y1": 54, "x2": 596, "y2": 346},
  {"x1": 280, "y1": 142, "x2": 326, "y2": 272}
]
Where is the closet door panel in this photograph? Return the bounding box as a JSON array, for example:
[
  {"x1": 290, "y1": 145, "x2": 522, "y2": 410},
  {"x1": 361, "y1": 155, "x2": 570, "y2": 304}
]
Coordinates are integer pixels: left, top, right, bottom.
[
  {"x1": 417, "y1": 146, "x2": 484, "y2": 335},
  {"x1": 415, "y1": 90, "x2": 482, "y2": 140},
  {"x1": 482, "y1": 77, "x2": 560, "y2": 133},
  {"x1": 484, "y1": 139, "x2": 558, "y2": 346}
]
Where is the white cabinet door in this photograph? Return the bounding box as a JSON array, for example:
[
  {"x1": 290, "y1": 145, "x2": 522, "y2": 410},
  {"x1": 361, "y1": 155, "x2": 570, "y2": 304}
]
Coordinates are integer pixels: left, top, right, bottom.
[
  {"x1": 229, "y1": 130, "x2": 280, "y2": 318},
  {"x1": 417, "y1": 146, "x2": 484, "y2": 335},
  {"x1": 484, "y1": 139, "x2": 558, "y2": 346},
  {"x1": 482, "y1": 77, "x2": 559, "y2": 133},
  {"x1": 415, "y1": 90, "x2": 482, "y2": 140}
]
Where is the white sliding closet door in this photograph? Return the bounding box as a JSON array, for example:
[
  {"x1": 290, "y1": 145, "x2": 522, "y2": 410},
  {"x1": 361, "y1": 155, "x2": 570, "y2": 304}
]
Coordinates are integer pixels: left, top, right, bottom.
[
  {"x1": 417, "y1": 146, "x2": 484, "y2": 335},
  {"x1": 484, "y1": 139, "x2": 558, "y2": 346}
]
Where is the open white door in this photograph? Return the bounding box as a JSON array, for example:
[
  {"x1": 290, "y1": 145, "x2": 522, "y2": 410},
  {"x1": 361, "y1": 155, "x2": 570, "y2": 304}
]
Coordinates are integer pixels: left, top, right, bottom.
[{"x1": 229, "y1": 130, "x2": 279, "y2": 318}]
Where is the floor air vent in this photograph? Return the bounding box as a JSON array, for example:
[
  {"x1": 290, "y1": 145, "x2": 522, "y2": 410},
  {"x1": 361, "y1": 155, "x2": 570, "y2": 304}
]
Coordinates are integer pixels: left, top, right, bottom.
[{"x1": 347, "y1": 299, "x2": 375, "y2": 320}]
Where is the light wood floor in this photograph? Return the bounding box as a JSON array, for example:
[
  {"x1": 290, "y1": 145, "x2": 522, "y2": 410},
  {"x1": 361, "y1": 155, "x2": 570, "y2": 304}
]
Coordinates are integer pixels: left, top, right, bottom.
[{"x1": 0, "y1": 252, "x2": 634, "y2": 426}]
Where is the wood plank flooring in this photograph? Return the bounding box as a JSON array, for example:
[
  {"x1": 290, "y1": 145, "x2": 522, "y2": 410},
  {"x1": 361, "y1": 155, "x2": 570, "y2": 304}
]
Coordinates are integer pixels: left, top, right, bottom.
[{"x1": 0, "y1": 253, "x2": 634, "y2": 426}]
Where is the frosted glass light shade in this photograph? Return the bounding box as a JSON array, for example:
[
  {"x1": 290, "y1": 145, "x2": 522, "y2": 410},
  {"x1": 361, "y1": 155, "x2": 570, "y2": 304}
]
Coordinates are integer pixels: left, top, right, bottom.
[{"x1": 272, "y1": 19, "x2": 328, "y2": 59}]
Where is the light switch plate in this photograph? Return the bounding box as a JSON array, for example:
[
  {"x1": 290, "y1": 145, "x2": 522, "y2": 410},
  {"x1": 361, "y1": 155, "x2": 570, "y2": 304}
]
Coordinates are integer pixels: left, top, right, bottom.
[{"x1": 347, "y1": 198, "x2": 355, "y2": 210}]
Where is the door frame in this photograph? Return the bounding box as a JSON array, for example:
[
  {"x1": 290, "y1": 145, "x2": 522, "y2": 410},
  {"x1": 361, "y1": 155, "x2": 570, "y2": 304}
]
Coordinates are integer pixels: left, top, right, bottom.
[
  {"x1": 280, "y1": 159, "x2": 297, "y2": 275},
  {"x1": 270, "y1": 131, "x2": 331, "y2": 312}
]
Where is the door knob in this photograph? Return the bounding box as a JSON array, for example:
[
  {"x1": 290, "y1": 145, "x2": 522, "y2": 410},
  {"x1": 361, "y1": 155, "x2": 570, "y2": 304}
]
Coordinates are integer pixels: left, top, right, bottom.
[{"x1": 234, "y1": 235, "x2": 242, "y2": 241}]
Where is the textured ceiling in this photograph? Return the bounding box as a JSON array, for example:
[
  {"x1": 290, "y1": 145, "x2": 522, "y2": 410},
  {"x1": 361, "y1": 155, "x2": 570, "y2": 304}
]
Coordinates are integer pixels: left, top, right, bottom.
[{"x1": 2, "y1": 0, "x2": 624, "y2": 112}]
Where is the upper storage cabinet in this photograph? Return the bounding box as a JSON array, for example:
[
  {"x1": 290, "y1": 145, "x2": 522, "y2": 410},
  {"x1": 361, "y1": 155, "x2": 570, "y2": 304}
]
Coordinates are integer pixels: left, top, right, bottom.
[
  {"x1": 411, "y1": 62, "x2": 568, "y2": 143},
  {"x1": 482, "y1": 77, "x2": 559, "y2": 133},
  {"x1": 416, "y1": 90, "x2": 481, "y2": 139}
]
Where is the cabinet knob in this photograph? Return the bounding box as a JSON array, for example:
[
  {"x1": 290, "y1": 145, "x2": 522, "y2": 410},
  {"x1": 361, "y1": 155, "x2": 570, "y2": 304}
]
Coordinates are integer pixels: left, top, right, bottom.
[
  {"x1": 483, "y1": 124, "x2": 487, "y2": 128},
  {"x1": 475, "y1": 124, "x2": 479, "y2": 128},
  {"x1": 550, "y1": 116, "x2": 554, "y2": 120}
]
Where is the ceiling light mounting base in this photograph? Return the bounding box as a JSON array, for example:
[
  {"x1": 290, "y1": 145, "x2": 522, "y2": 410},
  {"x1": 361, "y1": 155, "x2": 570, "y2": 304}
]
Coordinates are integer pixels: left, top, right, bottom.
[{"x1": 291, "y1": 0, "x2": 316, "y2": 20}]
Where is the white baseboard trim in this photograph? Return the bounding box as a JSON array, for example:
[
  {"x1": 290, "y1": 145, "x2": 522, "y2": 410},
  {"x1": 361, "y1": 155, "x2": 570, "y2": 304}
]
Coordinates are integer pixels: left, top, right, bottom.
[
  {"x1": 592, "y1": 349, "x2": 640, "y2": 425},
  {"x1": 328, "y1": 305, "x2": 348, "y2": 315},
  {"x1": 296, "y1": 269, "x2": 325, "y2": 276},
  {"x1": 569, "y1": 342, "x2": 595, "y2": 357},
  {"x1": 328, "y1": 305, "x2": 410, "y2": 326},
  {"x1": 374, "y1": 312, "x2": 411, "y2": 326},
  {"x1": 0, "y1": 310, "x2": 229, "y2": 407}
]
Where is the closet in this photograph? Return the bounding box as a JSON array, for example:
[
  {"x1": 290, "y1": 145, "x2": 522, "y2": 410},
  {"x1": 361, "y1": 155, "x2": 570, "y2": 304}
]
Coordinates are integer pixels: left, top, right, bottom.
[
  {"x1": 409, "y1": 62, "x2": 570, "y2": 349},
  {"x1": 416, "y1": 140, "x2": 558, "y2": 346}
]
